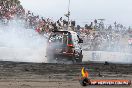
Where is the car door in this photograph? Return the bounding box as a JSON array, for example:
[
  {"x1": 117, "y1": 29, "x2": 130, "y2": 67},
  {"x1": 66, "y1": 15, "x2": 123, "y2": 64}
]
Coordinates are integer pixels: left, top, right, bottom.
[{"x1": 72, "y1": 33, "x2": 81, "y2": 56}]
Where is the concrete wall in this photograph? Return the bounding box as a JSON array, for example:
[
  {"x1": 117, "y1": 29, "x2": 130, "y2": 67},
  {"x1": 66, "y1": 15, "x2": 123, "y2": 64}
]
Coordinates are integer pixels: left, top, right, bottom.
[{"x1": 83, "y1": 51, "x2": 132, "y2": 63}]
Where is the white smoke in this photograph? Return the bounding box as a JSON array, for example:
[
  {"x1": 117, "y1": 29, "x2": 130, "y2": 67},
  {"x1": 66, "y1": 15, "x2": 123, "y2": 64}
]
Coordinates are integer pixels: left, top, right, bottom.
[{"x1": 0, "y1": 19, "x2": 47, "y2": 63}]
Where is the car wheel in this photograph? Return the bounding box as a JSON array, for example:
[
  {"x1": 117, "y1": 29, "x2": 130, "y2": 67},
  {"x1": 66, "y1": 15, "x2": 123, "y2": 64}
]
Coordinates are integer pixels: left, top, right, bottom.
[
  {"x1": 76, "y1": 58, "x2": 82, "y2": 63},
  {"x1": 76, "y1": 54, "x2": 83, "y2": 63},
  {"x1": 70, "y1": 55, "x2": 76, "y2": 64}
]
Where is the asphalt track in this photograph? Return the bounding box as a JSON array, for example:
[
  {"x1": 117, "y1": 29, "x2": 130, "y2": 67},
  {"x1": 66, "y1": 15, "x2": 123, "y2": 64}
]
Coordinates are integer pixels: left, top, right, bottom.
[{"x1": 0, "y1": 61, "x2": 131, "y2": 88}]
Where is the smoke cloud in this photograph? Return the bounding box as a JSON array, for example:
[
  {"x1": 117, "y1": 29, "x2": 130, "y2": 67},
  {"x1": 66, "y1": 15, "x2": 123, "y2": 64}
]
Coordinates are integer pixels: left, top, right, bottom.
[{"x1": 0, "y1": 19, "x2": 47, "y2": 63}]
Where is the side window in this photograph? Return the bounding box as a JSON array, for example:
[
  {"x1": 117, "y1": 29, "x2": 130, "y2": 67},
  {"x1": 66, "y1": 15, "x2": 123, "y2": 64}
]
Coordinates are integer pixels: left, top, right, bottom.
[{"x1": 72, "y1": 33, "x2": 79, "y2": 44}]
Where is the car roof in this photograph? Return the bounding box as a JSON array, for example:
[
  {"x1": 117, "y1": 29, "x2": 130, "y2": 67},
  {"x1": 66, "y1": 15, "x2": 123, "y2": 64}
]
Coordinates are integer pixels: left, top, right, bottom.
[{"x1": 52, "y1": 30, "x2": 77, "y2": 35}]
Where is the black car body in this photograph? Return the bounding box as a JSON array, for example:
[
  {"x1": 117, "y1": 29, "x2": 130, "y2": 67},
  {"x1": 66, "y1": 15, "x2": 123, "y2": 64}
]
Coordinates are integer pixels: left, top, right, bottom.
[{"x1": 46, "y1": 30, "x2": 83, "y2": 63}]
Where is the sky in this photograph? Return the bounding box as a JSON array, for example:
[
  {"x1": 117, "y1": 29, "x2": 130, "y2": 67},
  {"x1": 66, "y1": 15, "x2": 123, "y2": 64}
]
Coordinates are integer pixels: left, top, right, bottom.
[{"x1": 20, "y1": 0, "x2": 132, "y2": 27}]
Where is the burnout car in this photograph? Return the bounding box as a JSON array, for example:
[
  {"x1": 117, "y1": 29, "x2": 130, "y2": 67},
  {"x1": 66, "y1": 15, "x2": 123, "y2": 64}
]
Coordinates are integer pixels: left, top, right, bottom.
[{"x1": 46, "y1": 30, "x2": 83, "y2": 63}]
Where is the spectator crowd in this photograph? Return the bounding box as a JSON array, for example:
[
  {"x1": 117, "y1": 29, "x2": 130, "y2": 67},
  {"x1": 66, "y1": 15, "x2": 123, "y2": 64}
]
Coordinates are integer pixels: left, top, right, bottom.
[
  {"x1": 0, "y1": 0, "x2": 76, "y2": 34},
  {"x1": 79, "y1": 20, "x2": 132, "y2": 52}
]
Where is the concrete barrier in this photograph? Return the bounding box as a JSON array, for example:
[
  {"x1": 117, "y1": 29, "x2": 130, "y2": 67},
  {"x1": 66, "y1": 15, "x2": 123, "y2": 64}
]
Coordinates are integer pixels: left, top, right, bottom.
[{"x1": 83, "y1": 51, "x2": 132, "y2": 63}]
